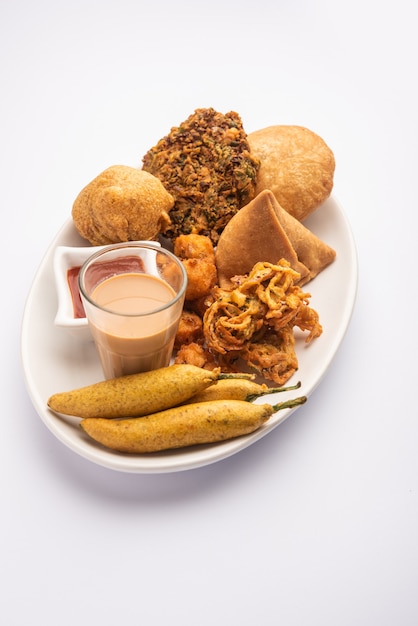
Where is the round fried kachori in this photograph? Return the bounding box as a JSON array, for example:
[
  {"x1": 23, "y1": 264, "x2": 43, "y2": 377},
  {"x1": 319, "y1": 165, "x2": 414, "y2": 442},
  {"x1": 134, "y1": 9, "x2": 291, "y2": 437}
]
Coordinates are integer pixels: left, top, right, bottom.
[
  {"x1": 247, "y1": 125, "x2": 335, "y2": 221},
  {"x1": 72, "y1": 165, "x2": 174, "y2": 245}
]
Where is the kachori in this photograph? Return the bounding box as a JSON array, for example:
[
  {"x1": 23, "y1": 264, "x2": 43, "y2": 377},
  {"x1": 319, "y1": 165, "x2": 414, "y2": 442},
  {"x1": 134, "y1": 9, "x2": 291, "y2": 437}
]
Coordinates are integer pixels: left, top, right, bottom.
[{"x1": 248, "y1": 125, "x2": 335, "y2": 221}]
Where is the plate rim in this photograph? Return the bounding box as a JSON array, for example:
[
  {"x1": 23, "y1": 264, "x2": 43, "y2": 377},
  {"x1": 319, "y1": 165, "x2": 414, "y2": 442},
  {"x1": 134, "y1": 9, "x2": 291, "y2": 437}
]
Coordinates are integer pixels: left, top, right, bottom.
[{"x1": 20, "y1": 195, "x2": 358, "y2": 473}]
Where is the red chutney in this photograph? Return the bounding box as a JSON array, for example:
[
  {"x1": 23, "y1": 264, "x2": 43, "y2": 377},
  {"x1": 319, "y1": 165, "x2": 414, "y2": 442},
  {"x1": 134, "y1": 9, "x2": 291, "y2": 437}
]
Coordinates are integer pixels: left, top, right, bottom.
[
  {"x1": 67, "y1": 266, "x2": 85, "y2": 318},
  {"x1": 67, "y1": 255, "x2": 146, "y2": 319}
]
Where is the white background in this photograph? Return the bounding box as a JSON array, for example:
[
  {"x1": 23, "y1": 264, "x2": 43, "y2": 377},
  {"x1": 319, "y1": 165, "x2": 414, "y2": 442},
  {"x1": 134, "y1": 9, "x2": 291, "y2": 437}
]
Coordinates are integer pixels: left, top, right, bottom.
[{"x1": 2, "y1": 1, "x2": 417, "y2": 624}]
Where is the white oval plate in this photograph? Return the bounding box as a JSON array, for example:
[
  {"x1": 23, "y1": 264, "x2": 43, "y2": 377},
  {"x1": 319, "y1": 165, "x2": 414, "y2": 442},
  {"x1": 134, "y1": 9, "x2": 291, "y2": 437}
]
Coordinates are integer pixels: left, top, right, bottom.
[{"x1": 21, "y1": 196, "x2": 357, "y2": 473}]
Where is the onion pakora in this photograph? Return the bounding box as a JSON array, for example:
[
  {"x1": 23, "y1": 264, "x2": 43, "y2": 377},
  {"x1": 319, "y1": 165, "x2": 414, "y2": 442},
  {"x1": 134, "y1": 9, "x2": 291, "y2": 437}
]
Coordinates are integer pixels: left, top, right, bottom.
[
  {"x1": 239, "y1": 327, "x2": 299, "y2": 386},
  {"x1": 175, "y1": 259, "x2": 322, "y2": 385},
  {"x1": 205, "y1": 259, "x2": 322, "y2": 354},
  {"x1": 142, "y1": 108, "x2": 260, "y2": 245}
]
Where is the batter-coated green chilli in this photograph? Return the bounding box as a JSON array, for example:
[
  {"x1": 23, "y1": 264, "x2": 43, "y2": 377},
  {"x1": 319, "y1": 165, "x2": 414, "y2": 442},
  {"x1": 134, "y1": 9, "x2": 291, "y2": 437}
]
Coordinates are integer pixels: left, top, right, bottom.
[
  {"x1": 47, "y1": 364, "x2": 254, "y2": 419},
  {"x1": 186, "y1": 378, "x2": 301, "y2": 404},
  {"x1": 80, "y1": 396, "x2": 307, "y2": 453}
]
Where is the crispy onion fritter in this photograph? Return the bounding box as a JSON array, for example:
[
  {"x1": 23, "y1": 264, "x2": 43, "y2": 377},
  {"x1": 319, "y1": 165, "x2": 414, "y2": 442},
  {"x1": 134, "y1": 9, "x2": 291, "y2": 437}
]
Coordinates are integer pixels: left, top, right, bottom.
[
  {"x1": 238, "y1": 327, "x2": 299, "y2": 386},
  {"x1": 175, "y1": 259, "x2": 323, "y2": 385},
  {"x1": 204, "y1": 259, "x2": 322, "y2": 355},
  {"x1": 202, "y1": 259, "x2": 321, "y2": 384}
]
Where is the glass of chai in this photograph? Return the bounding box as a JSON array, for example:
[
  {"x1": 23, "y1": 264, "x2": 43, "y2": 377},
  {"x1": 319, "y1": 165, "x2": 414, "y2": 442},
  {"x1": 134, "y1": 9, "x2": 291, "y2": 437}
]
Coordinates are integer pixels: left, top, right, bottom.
[{"x1": 78, "y1": 242, "x2": 187, "y2": 379}]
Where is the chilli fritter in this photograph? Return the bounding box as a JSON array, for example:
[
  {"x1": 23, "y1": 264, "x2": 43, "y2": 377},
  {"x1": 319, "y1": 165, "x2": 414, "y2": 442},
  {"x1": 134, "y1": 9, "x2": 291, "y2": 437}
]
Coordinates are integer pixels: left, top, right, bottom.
[{"x1": 142, "y1": 108, "x2": 260, "y2": 245}]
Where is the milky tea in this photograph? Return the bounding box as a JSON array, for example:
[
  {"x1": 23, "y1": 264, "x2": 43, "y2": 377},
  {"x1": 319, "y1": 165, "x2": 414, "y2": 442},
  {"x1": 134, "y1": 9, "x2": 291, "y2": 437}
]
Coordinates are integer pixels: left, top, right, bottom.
[{"x1": 78, "y1": 243, "x2": 187, "y2": 379}]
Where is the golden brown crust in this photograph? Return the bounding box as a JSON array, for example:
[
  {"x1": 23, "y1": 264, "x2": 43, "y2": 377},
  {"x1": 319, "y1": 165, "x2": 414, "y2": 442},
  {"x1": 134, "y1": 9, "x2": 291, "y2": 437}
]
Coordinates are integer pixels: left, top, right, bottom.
[
  {"x1": 272, "y1": 197, "x2": 336, "y2": 281},
  {"x1": 72, "y1": 165, "x2": 174, "y2": 245},
  {"x1": 173, "y1": 234, "x2": 218, "y2": 301},
  {"x1": 174, "y1": 311, "x2": 204, "y2": 348},
  {"x1": 174, "y1": 341, "x2": 220, "y2": 371},
  {"x1": 215, "y1": 190, "x2": 335, "y2": 289},
  {"x1": 248, "y1": 125, "x2": 335, "y2": 221}
]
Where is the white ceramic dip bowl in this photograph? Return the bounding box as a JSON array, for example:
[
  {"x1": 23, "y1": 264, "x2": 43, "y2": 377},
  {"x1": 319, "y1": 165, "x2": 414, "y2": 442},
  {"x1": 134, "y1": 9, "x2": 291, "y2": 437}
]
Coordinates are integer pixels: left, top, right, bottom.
[{"x1": 53, "y1": 242, "x2": 160, "y2": 341}]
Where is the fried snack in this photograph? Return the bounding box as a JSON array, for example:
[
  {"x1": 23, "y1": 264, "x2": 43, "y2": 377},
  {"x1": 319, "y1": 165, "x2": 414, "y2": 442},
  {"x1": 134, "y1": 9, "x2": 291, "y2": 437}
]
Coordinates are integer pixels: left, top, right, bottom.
[
  {"x1": 174, "y1": 234, "x2": 218, "y2": 301},
  {"x1": 174, "y1": 232, "x2": 215, "y2": 261},
  {"x1": 175, "y1": 259, "x2": 322, "y2": 385},
  {"x1": 205, "y1": 260, "x2": 322, "y2": 351},
  {"x1": 72, "y1": 165, "x2": 174, "y2": 245},
  {"x1": 238, "y1": 327, "x2": 299, "y2": 386},
  {"x1": 185, "y1": 378, "x2": 301, "y2": 403},
  {"x1": 175, "y1": 332, "x2": 294, "y2": 385},
  {"x1": 185, "y1": 294, "x2": 217, "y2": 322},
  {"x1": 142, "y1": 108, "x2": 260, "y2": 245},
  {"x1": 248, "y1": 125, "x2": 335, "y2": 221},
  {"x1": 175, "y1": 341, "x2": 220, "y2": 371},
  {"x1": 202, "y1": 259, "x2": 322, "y2": 384},
  {"x1": 79, "y1": 399, "x2": 287, "y2": 453},
  {"x1": 48, "y1": 364, "x2": 222, "y2": 418},
  {"x1": 174, "y1": 310, "x2": 203, "y2": 348},
  {"x1": 215, "y1": 190, "x2": 336, "y2": 289}
]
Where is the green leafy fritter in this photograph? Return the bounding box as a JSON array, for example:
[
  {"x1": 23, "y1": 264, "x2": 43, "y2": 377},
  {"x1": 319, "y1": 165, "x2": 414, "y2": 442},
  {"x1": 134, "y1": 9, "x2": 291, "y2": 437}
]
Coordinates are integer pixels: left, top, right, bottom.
[{"x1": 142, "y1": 108, "x2": 260, "y2": 245}]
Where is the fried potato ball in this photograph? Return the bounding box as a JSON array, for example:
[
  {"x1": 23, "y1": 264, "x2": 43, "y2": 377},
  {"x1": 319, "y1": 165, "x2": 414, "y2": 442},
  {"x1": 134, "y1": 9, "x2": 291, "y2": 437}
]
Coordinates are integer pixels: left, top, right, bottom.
[
  {"x1": 181, "y1": 258, "x2": 218, "y2": 301},
  {"x1": 174, "y1": 233, "x2": 216, "y2": 262},
  {"x1": 174, "y1": 234, "x2": 218, "y2": 301},
  {"x1": 174, "y1": 311, "x2": 203, "y2": 348},
  {"x1": 174, "y1": 342, "x2": 220, "y2": 371},
  {"x1": 72, "y1": 165, "x2": 174, "y2": 245}
]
